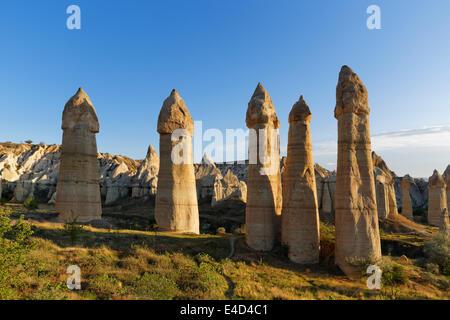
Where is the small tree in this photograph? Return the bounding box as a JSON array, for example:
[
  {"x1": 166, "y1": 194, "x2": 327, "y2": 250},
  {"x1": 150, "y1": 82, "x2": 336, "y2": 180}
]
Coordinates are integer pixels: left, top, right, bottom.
[
  {"x1": 24, "y1": 197, "x2": 38, "y2": 210},
  {"x1": 64, "y1": 218, "x2": 85, "y2": 245},
  {"x1": 24, "y1": 140, "x2": 33, "y2": 144}
]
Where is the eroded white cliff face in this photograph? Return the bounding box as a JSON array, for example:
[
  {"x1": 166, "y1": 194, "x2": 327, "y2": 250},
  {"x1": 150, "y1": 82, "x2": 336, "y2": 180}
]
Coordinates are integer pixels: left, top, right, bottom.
[{"x1": 0, "y1": 142, "x2": 435, "y2": 214}]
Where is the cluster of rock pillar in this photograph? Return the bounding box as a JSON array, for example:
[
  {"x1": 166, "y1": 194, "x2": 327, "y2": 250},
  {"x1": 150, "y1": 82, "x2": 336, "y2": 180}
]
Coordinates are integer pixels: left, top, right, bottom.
[{"x1": 54, "y1": 67, "x2": 385, "y2": 278}]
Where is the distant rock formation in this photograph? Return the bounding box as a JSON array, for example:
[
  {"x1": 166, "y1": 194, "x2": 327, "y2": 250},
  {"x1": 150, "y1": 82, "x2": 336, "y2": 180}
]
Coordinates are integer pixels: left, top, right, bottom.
[
  {"x1": 428, "y1": 170, "x2": 447, "y2": 226},
  {"x1": 333, "y1": 66, "x2": 382, "y2": 277},
  {"x1": 400, "y1": 177, "x2": 414, "y2": 220},
  {"x1": 55, "y1": 88, "x2": 102, "y2": 222},
  {"x1": 245, "y1": 83, "x2": 282, "y2": 251},
  {"x1": 394, "y1": 175, "x2": 428, "y2": 209},
  {"x1": 281, "y1": 95, "x2": 320, "y2": 264},
  {"x1": 372, "y1": 152, "x2": 398, "y2": 220},
  {"x1": 212, "y1": 169, "x2": 247, "y2": 207},
  {"x1": 195, "y1": 153, "x2": 223, "y2": 200},
  {"x1": 131, "y1": 145, "x2": 159, "y2": 198},
  {"x1": 154, "y1": 89, "x2": 199, "y2": 234}
]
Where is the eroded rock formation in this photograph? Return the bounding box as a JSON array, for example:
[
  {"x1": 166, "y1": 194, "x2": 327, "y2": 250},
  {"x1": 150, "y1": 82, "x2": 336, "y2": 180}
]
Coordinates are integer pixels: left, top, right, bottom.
[
  {"x1": 55, "y1": 88, "x2": 102, "y2": 222},
  {"x1": 195, "y1": 153, "x2": 223, "y2": 200},
  {"x1": 401, "y1": 177, "x2": 413, "y2": 220},
  {"x1": 154, "y1": 89, "x2": 199, "y2": 234},
  {"x1": 428, "y1": 170, "x2": 447, "y2": 226},
  {"x1": 333, "y1": 66, "x2": 382, "y2": 277},
  {"x1": 131, "y1": 145, "x2": 159, "y2": 198},
  {"x1": 212, "y1": 169, "x2": 247, "y2": 207},
  {"x1": 372, "y1": 152, "x2": 398, "y2": 220},
  {"x1": 440, "y1": 208, "x2": 449, "y2": 235},
  {"x1": 281, "y1": 96, "x2": 320, "y2": 264},
  {"x1": 245, "y1": 83, "x2": 282, "y2": 251},
  {"x1": 444, "y1": 165, "x2": 450, "y2": 214}
]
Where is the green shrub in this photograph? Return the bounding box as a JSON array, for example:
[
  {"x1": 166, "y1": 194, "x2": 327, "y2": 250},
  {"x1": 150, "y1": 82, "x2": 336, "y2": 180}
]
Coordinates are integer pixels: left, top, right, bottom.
[
  {"x1": 0, "y1": 207, "x2": 34, "y2": 299},
  {"x1": 425, "y1": 263, "x2": 440, "y2": 274},
  {"x1": 64, "y1": 219, "x2": 85, "y2": 245},
  {"x1": 423, "y1": 233, "x2": 450, "y2": 275},
  {"x1": 24, "y1": 197, "x2": 38, "y2": 210},
  {"x1": 381, "y1": 258, "x2": 408, "y2": 286},
  {"x1": 134, "y1": 272, "x2": 179, "y2": 300}
]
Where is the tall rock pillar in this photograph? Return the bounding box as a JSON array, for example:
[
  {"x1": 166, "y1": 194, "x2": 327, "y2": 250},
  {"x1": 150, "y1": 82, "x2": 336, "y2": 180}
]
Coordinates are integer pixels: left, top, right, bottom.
[
  {"x1": 281, "y1": 96, "x2": 320, "y2": 264},
  {"x1": 56, "y1": 88, "x2": 102, "y2": 222},
  {"x1": 155, "y1": 89, "x2": 199, "y2": 234},
  {"x1": 401, "y1": 177, "x2": 414, "y2": 220},
  {"x1": 245, "y1": 83, "x2": 282, "y2": 251},
  {"x1": 444, "y1": 165, "x2": 450, "y2": 213},
  {"x1": 428, "y1": 170, "x2": 447, "y2": 226},
  {"x1": 334, "y1": 66, "x2": 382, "y2": 277}
]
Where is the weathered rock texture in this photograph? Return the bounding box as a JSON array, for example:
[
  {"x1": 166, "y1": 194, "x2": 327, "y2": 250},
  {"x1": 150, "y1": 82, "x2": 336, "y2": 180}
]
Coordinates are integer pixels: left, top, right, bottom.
[
  {"x1": 245, "y1": 83, "x2": 282, "y2": 251},
  {"x1": 195, "y1": 153, "x2": 223, "y2": 201},
  {"x1": 281, "y1": 96, "x2": 320, "y2": 264},
  {"x1": 400, "y1": 177, "x2": 414, "y2": 220},
  {"x1": 444, "y1": 165, "x2": 450, "y2": 214},
  {"x1": 56, "y1": 88, "x2": 102, "y2": 222},
  {"x1": 131, "y1": 145, "x2": 159, "y2": 198},
  {"x1": 212, "y1": 169, "x2": 247, "y2": 207},
  {"x1": 440, "y1": 208, "x2": 449, "y2": 235},
  {"x1": 334, "y1": 66, "x2": 382, "y2": 277},
  {"x1": 428, "y1": 170, "x2": 447, "y2": 226},
  {"x1": 372, "y1": 152, "x2": 398, "y2": 220},
  {"x1": 154, "y1": 89, "x2": 199, "y2": 234},
  {"x1": 394, "y1": 175, "x2": 428, "y2": 209}
]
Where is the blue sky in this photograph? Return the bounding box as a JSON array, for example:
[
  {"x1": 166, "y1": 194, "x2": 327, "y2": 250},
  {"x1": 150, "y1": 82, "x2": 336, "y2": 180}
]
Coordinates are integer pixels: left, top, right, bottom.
[{"x1": 0, "y1": 1, "x2": 449, "y2": 177}]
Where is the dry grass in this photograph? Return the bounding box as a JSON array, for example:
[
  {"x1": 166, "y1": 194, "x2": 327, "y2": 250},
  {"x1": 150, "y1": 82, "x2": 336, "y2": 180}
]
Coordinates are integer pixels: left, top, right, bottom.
[{"x1": 0, "y1": 217, "x2": 446, "y2": 300}]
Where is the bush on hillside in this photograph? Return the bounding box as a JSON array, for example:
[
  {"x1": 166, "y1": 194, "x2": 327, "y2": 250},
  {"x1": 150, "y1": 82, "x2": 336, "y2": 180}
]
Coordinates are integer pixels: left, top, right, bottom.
[
  {"x1": 24, "y1": 197, "x2": 38, "y2": 210},
  {"x1": 0, "y1": 206, "x2": 34, "y2": 299},
  {"x1": 423, "y1": 233, "x2": 450, "y2": 276}
]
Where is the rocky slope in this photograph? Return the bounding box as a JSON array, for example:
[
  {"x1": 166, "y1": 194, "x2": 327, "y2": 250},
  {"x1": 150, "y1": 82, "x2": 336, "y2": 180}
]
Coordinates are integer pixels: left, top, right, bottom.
[{"x1": 0, "y1": 142, "x2": 439, "y2": 214}]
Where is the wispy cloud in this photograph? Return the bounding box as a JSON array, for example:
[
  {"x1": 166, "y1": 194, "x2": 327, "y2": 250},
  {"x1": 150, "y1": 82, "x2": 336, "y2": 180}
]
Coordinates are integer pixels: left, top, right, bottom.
[
  {"x1": 372, "y1": 125, "x2": 450, "y2": 150},
  {"x1": 312, "y1": 125, "x2": 450, "y2": 176}
]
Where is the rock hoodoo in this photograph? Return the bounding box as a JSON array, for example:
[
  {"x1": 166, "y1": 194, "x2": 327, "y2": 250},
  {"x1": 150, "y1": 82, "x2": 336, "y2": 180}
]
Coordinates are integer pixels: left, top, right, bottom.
[
  {"x1": 55, "y1": 88, "x2": 102, "y2": 222},
  {"x1": 440, "y1": 208, "x2": 450, "y2": 235},
  {"x1": 372, "y1": 152, "x2": 398, "y2": 220},
  {"x1": 333, "y1": 66, "x2": 382, "y2": 277},
  {"x1": 195, "y1": 153, "x2": 223, "y2": 200},
  {"x1": 401, "y1": 177, "x2": 414, "y2": 220},
  {"x1": 212, "y1": 169, "x2": 247, "y2": 207},
  {"x1": 444, "y1": 165, "x2": 450, "y2": 215},
  {"x1": 154, "y1": 89, "x2": 199, "y2": 234},
  {"x1": 131, "y1": 145, "x2": 159, "y2": 198},
  {"x1": 428, "y1": 170, "x2": 447, "y2": 226},
  {"x1": 281, "y1": 95, "x2": 320, "y2": 264},
  {"x1": 245, "y1": 83, "x2": 282, "y2": 251}
]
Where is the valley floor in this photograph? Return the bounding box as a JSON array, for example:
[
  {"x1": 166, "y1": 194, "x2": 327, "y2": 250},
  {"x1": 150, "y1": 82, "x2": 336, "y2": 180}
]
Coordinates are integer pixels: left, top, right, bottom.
[{"x1": 2, "y1": 203, "x2": 449, "y2": 300}]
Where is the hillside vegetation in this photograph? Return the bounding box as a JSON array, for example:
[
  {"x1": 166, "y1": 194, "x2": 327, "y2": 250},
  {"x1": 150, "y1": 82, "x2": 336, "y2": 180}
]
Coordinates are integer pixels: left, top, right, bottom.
[{"x1": 1, "y1": 203, "x2": 449, "y2": 300}]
